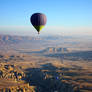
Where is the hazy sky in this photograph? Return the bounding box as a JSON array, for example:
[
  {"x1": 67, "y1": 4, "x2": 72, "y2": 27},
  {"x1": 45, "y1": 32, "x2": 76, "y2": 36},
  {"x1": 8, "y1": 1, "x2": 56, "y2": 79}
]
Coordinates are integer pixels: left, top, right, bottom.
[{"x1": 0, "y1": 0, "x2": 92, "y2": 36}]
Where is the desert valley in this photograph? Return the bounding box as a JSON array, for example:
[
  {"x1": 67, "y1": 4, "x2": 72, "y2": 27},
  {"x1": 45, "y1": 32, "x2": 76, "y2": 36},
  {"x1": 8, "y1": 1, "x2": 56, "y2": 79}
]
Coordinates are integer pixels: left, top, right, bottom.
[{"x1": 0, "y1": 35, "x2": 92, "y2": 92}]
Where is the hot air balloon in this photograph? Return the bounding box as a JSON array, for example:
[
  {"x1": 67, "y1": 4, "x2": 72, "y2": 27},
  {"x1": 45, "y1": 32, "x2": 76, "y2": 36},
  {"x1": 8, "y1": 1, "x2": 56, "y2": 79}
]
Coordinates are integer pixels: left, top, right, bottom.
[{"x1": 30, "y1": 13, "x2": 47, "y2": 34}]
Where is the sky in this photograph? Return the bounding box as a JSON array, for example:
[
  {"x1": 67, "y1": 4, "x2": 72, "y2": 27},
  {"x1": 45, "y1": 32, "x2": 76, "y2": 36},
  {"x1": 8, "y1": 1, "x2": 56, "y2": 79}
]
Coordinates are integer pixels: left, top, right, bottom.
[{"x1": 0, "y1": 0, "x2": 92, "y2": 36}]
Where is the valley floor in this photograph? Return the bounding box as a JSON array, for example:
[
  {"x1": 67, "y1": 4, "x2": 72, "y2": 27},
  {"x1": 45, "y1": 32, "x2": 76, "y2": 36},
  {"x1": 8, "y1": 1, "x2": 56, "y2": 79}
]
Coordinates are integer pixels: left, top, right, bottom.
[{"x1": 0, "y1": 53, "x2": 92, "y2": 92}]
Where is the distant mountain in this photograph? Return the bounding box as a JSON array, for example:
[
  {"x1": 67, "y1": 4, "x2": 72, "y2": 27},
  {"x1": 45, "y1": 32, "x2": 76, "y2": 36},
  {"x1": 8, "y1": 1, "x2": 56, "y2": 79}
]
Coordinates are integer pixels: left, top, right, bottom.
[
  {"x1": 38, "y1": 47, "x2": 69, "y2": 54},
  {"x1": 0, "y1": 34, "x2": 92, "y2": 53},
  {"x1": 19, "y1": 47, "x2": 69, "y2": 56},
  {"x1": 0, "y1": 35, "x2": 45, "y2": 51},
  {"x1": 0, "y1": 34, "x2": 69, "y2": 51},
  {"x1": 0, "y1": 35, "x2": 42, "y2": 44},
  {"x1": 45, "y1": 50, "x2": 92, "y2": 61},
  {"x1": 0, "y1": 35, "x2": 21, "y2": 44}
]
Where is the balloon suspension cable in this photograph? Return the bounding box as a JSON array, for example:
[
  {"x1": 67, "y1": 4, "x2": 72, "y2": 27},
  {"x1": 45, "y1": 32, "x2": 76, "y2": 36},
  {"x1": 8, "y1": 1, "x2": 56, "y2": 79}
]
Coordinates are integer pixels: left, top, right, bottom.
[{"x1": 38, "y1": 32, "x2": 40, "y2": 34}]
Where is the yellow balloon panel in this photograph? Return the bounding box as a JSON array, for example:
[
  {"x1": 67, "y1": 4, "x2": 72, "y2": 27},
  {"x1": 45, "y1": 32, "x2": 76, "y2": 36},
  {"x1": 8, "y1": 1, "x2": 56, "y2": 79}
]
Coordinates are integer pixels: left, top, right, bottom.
[{"x1": 34, "y1": 25, "x2": 45, "y2": 32}]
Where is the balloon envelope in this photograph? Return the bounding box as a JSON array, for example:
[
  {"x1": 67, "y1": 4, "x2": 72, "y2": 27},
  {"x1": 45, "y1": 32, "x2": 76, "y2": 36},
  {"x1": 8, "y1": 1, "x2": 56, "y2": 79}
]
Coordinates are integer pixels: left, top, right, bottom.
[{"x1": 30, "y1": 13, "x2": 47, "y2": 34}]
